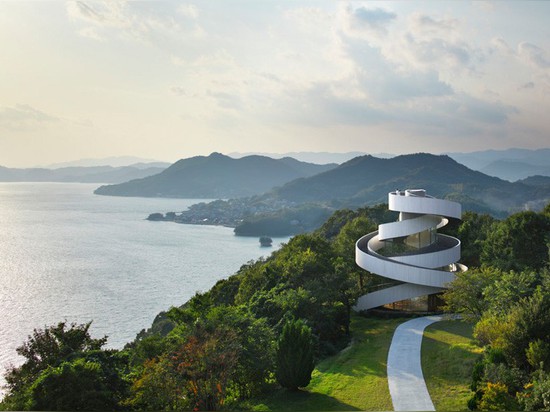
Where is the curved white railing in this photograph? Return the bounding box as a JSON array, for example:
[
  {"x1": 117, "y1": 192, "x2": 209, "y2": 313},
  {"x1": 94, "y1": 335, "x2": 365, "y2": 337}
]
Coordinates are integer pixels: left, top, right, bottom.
[{"x1": 354, "y1": 189, "x2": 467, "y2": 311}]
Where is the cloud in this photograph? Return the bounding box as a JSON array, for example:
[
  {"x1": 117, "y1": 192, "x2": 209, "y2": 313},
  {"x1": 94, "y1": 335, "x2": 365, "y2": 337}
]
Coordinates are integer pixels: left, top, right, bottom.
[
  {"x1": 490, "y1": 38, "x2": 550, "y2": 92},
  {"x1": 384, "y1": 13, "x2": 479, "y2": 73},
  {"x1": 451, "y1": 95, "x2": 518, "y2": 124},
  {"x1": 518, "y1": 42, "x2": 550, "y2": 70},
  {"x1": 364, "y1": 70, "x2": 453, "y2": 101},
  {"x1": 178, "y1": 4, "x2": 199, "y2": 20},
  {"x1": 380, "y1": 93, "x2": 518, "y2": 140},
  {"x1": 404, "y1": 35, "x2": 472, "y2": 69},
  {"x1": 170, "y1": 86, "x2": 188, "y2": 96},
  {"x1": 66, "y1": 1, "x2": 204, "y2": 45},
  {"x1": 491, "y1": 38, "x2": 550, "y2": 70},
  {"x1": 337, "y1": 34, "x2": 454, "y2": 102},
  {"x1": 78, "y1": 26, "x2": 105, "y2": 41},
  {"x1": 66, "y1": 1, "x2": 131, "y2": 28},
  {"x1": 409, "y1": 13, "x2": 458, "y2": 38},
  {"x1": 341, "y1": 5, "x2": 396, "y2": 39},
  {"x1": 519, "y1": 81, "x2": 535, "y2": 90},
  {"x1": 0, "y1": 104, "x2": 59, "y2": 131},
  {"x1": 491, "y1": 37, "x2": 513, "y2": 54},
  {"x1": 207, "y1": 91, "x2": 243, "y2": 111},
  {"x1": 284, "y1": 7, "x2": 333, "y2": 34}
]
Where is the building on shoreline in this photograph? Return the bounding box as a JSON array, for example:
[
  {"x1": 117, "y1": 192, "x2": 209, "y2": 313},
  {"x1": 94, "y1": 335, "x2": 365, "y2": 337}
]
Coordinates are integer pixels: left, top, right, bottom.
[{"x1": 354, "y1": 189, "x2": 467, "y2": 312}]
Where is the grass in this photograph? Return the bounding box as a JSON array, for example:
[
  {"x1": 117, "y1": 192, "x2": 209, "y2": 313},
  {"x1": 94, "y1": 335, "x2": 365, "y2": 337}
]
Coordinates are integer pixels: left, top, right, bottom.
[
  {"x1": 422, "y1": 320, "x2": 483, "y2": 411},
  {"x1": 243, "y1": 315, "x2": 403, "y2": 411}
]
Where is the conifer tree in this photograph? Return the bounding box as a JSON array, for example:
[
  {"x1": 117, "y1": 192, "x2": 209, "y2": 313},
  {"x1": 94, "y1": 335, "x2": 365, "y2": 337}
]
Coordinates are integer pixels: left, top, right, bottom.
[{"x1": 275, "y1": 318, "x2": 315, "y2": 390}]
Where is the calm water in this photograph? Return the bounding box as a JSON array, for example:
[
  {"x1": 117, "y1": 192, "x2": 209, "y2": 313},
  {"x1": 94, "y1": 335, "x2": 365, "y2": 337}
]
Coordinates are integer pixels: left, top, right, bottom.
[{"x1": 0, "y1": 183, "x2": 289, "y2": 389}]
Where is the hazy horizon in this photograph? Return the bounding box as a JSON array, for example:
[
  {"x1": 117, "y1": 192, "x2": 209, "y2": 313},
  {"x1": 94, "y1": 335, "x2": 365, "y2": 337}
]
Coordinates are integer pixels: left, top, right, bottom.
[
  {"x1": 2, "y1": 1, "x2": 550, "y2": 167},
  {"x1": 3, "y1": 146, "x2": 550, "y2": 170}
]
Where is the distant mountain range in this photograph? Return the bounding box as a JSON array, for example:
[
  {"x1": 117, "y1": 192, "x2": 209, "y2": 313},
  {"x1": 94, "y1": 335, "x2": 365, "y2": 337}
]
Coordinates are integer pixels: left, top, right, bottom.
[
  {"x1": 228, "y1": 151, "x2": 390, "y2": 165},
  {"x1": 94, "y1": 152, "x2": 550, "y2": 215},
  {"x1": 228, "y1": 148, "x2": 550, "y2": 181},
  {"x1": 446, "y1": 148, "x2": 550, "y2": 181},
  {"x1": 94, "y1": 153, "x2": 337, "y2": 198},
  {"x1": 43, "y1": 156, "x2": 170, "y2": 169},
  {"x1": 147, "y1": 152, "x2": 550, "y2": 236},
  {"x1": 256, "y1": 153, "x2": 550, "y2": 214},
  {"x1": 0, "y1": 164, "x2": 167, "y2": 184},
  {"x1": 517, "y1": 175, "x2": 550, "y2": 187}
]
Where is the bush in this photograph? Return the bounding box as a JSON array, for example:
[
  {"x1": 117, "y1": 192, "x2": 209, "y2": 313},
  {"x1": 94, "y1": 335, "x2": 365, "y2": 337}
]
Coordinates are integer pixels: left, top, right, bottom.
[
  {"x1": 473, "y1": 315, "x2": 511, "y2": 348},
  {"x1": 526, "y1": 339, "x2": 550, "y2": 372},
  {"x1": 517, "y1": 371, "x2": 550, "y2": 411},
  {"x1": 483, "y1": 363, "x2": 527, "y2": 394},
  {"x1": 478, "y1": 382, "x2": 518, "y2": 411}
]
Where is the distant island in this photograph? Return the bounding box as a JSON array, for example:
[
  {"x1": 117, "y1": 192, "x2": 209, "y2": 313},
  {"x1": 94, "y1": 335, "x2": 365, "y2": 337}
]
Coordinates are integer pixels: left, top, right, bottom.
[
  {"x1": 0, "y1": 163, "x2": 168, "y2": 184},
  {"x1": 259, "y1": 236, "x2": 272, "y2": 247}
]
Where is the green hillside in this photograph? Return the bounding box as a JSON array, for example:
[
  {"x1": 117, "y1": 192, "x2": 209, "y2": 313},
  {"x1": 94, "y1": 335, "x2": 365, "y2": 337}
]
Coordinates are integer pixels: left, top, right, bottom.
[
  {"x1": 262, "y1": 153, "x2": 550, "y2": 214},
  {"x1": 94, "y1": 153, "x2": 336, "y2": 198}
]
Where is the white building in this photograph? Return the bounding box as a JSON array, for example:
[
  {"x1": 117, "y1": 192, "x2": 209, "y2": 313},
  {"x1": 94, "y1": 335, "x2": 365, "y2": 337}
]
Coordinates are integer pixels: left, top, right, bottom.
[{"x1": 354, "y1": 189, "x2": 467, "y2": 311}]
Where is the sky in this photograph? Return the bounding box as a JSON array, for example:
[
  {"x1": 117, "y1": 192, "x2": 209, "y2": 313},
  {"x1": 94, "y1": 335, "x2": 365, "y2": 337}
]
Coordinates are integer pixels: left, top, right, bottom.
[{"x1": 0, "y1": 1, "x2": 549, "y2": 167}]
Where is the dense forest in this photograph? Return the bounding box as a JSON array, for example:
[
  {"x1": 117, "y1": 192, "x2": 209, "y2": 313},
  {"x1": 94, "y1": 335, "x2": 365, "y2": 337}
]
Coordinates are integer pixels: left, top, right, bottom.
[
  {"x1": 1, "y1": 203, "x2": 549, "y2": 411},
  {"x1": 443, "y1": 204, "x2": 550, "y2": 411}
]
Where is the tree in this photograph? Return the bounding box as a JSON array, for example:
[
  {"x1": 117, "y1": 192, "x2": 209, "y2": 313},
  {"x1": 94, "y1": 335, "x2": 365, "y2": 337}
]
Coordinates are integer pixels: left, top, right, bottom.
[
  {"x1": 1, "y1": 322, "x2": 128, "y2": 411},
  {"x1": 5, "y1": 321, "x2": 106, "y2": 392},
  {"x1": 171, "y1": 325, "x2": 240, "y2": 411},
  {"x1": 333, "y1": 217, "x2": 376, "y2": 292},
  {"x1": 442, "y1": 267, "x2": 501, "y2": 320},
  {"x1": 125, "y1": 356, "x2": 186, "y2": 411},
  {"x1": 503, "y1": 290, "x2": 550, "y2": 371},
  {"x1": 316, "y1": 209, "x2": 356, "y2": 240},
  {"x1": 481, "y1": 211, "x2": 550, "y2": 271},
  {"x1": 28, "y1": 358, "x2": 121, "y2": 411},
  {"x1": 483, "y1": 270, "x2": 540, "y2": 317},
  {"x1": 202, "y1": 306, "x2": 275, "y2": 399},
  {"x1": 276, "y1": 318, "x2": 315, "y2": 391},
  {"x1": 456, "y1": 212, "x2": 495, "y2": 267}
]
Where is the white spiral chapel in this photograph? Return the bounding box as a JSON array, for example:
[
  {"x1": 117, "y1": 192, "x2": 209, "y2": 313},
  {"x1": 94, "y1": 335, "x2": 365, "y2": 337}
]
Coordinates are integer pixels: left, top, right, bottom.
[{"x1": 354, "y1": 189, "x2": 467, "y2": 311}]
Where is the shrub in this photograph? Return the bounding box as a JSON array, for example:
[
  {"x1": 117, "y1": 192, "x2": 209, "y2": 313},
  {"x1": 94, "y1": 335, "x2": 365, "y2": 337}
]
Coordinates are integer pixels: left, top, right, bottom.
[{"x1": 478, "y1": 382, "x2": 518, "y2": 411}]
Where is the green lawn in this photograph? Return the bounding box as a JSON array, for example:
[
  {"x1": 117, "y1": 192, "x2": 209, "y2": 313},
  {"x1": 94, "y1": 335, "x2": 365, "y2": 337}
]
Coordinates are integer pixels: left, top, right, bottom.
[
  {"x1": 244, "y1": 315, "x2": 403, "y2": 411},
  {"x1": 241, "y1": 317, "x2": 480, "y2": 411},
  {"x1": 422, "y1": 320, "x2": 482, "y2": 411}
]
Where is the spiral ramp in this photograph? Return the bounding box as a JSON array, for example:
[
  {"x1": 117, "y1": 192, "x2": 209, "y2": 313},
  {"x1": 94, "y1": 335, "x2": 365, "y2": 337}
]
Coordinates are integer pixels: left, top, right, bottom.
[{"x1": 354, "y1": 189, "x2": 467, "y2": 311}]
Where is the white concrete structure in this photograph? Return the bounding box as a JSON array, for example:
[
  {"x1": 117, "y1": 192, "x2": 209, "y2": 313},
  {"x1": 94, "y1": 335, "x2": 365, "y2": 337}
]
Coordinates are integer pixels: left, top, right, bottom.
[{"x1": 355, "y1": 189, "x2": 466, "y2": 311}]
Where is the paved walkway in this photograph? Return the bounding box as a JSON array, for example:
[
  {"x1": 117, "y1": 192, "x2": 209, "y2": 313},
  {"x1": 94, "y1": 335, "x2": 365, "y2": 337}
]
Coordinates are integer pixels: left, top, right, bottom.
[{"x1": 387, "y1": 315, "x2": 443, "y2": 411}]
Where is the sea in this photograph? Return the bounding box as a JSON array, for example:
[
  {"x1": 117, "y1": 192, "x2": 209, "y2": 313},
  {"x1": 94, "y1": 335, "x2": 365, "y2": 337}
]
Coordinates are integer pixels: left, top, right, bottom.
[{"x1": 0, "y1": 182, "x2": 290, "y2": 395}]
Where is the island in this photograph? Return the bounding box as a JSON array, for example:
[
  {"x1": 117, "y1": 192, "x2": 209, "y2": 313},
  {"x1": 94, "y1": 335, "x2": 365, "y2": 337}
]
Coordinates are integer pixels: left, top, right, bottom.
[{"x1": 259, "y1": 236, "x2": 273, "y2": 247}]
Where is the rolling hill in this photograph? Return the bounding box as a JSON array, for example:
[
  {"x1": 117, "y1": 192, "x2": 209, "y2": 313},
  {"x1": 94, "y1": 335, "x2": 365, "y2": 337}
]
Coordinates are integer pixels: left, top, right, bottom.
[{"x1": 94, "y1": 153, "x2": 337, "y2": 198}]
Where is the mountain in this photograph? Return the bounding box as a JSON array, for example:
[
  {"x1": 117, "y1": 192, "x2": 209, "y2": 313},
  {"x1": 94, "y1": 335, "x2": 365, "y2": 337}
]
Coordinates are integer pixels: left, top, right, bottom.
[
  {"x1": 479, "y1": 160, "x2": 550, "y2": 181},
  {"x1": 258, "y1": 153, "x2": 550, "y2": 214},
  {"x1": 447, "y1": 148, "x2": 550, "y2": 180},
  {"x1": 228, "y1": 151, "x2": 395, "y2": 164},
  {"x1": 94, "y1": 153, "x2": 337, "y2": 198},
  {"x1": 44, "y1": 156, "x2": 170, "y2": 168},
  {"x1": 0, "y1": 164, "x2": 167, "y2": 184},
  {"x1": 517, "y1": 175, "x2": 550, "y2": 187}
]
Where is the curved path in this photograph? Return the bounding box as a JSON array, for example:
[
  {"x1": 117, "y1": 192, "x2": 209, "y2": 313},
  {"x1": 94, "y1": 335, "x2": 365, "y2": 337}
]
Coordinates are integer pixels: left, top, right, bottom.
[{"x1": 387, "y1": 316, "x2": 442, "y2": 411}]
